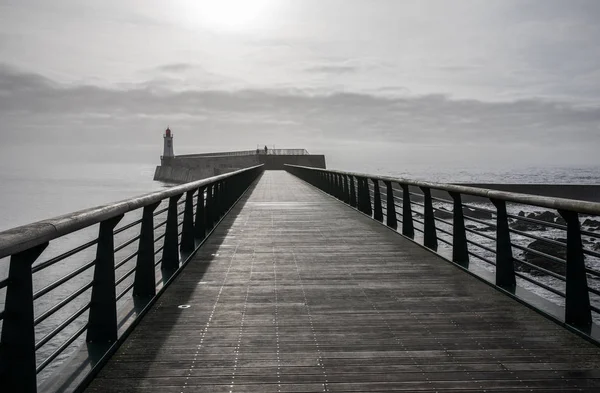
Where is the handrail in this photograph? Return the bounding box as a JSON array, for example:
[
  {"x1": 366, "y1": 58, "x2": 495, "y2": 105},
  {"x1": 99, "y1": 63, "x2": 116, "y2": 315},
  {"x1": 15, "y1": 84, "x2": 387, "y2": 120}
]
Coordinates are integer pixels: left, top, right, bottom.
[
  {"x1": 285, "y1": 164, "x2": 600, "y2": 347},
  {"x1": 285, "y1": 164, "x2": 600, "y2": 215},
  {"x1": 0, "y1": 164, "x2": 264, "y2": 393},
  {"x1": 0, "y1": 165, "x2": 263, "y2": 259}
]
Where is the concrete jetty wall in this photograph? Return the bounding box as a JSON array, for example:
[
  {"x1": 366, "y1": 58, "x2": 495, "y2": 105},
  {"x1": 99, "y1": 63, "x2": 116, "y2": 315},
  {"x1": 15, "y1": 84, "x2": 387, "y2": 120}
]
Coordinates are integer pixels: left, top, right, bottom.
[{"x1": 154, "y1": 152, "x2": 326, "y2": 183}]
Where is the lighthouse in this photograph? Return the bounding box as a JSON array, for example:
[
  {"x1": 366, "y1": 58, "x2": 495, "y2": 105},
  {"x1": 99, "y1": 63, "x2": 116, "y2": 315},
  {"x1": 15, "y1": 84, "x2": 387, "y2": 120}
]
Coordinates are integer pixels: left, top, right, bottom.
[{"x1": 163, "y1": 127, "x2": 175, "y2": 158}]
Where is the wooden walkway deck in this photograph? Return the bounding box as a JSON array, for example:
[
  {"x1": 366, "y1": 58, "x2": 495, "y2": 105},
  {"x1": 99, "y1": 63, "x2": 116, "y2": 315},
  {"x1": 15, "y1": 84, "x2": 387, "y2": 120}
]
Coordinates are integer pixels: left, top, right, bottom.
[{"x1": 87, "y1": 171, "x2": 600, "y2": 392}]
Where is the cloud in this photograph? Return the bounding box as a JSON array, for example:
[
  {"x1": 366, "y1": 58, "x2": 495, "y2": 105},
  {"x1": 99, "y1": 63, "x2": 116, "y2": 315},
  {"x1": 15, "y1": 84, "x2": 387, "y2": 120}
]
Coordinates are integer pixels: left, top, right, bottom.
[
  {"x1": 305, "y1": 64, "x2": 359, "y2": 74},
  {"x1": 155, "y1": 63, "x2": 195, "y2": 73},
  {"x1": 1, "y1": 64, "x2": 599, "y2": 157}
]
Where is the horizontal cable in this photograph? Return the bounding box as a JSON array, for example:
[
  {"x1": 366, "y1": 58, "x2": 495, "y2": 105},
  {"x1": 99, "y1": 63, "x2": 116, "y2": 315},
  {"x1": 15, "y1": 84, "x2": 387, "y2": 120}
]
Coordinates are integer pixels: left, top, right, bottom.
[
  {"x1": 153, "y1": 220, "x2": 167, "y2": 230},
  {"x1": 34, "y1": 282, "x2": 93, "y2": 326},
  {"x1": 580, "y1": 227, "x2": 600, "y2": 238},
  {"x1": 0, "y1": 309, "x2": 4, "y2": 321},
  {"x1": 464, "y1": 226, "x2": 496, "y2": 242},
  {"x1": 591, "y1": 304, "x2": 600, "y2": 315},
  {"x1": 154, "y1": 245, "x2": 165, "y2": 255},
  {"x1": 115, "y1": 266, "x2": 136, "y2": 286},
  {"x1": 33, "y1": 260, "x2": 95, "y2": 301},
  {"x1": 582, "y1": 246, "x2": 600, "y2": 259},
  {"x1": 514, "y1": 271, "x2": 565, "y2": 298},
  {"x1": 466, "y1": 239, "x2": 496, "y2": 255},
  {"x1": 36, "y1": 322, "x2": 88, "y2": 374},
  {"x1": 437, "y1": 236, "x2": 452, "y2": 247},
  {"x1": 585, "y1": 267, "x2": 600, "y2": 279},
  {"x1": 507, "y1": 213, "x2": 566, "y2": 231},
  {"x1": 154, "y1": 233, "x2": 166, "y2": 244},
  {"x1": 113, "y1": 218, "x2": 143, "y2": 235},
  {"x1": 116, "y1": 282, "x2": 135, "y2": 301},
  {"x1": 430, "y1": 195, "x2": 453, "y2": 204},
  {"x1": 433, "y1": 216, "x2": 453, "y2": 228},
  {"x1": 463, "y1": 215, "x2": 497, "y2": 228},
  {"x1": 114, "y1": 250, "x2": 138, "y2": 271},
  {"x1": 0, "y1": 277, "x2": 8, "y2": 290},
  {"x1": 461, "y1": 203, "x2": 497, "y2": 216},
  {"x1": 35, "y1": 303, "x2": 90, "y2": 350},
  {"x1": 467, "y1": 250, "x2": 495, "y2": 266},
  {"x1": 587, "y1": 285, "x2": 600, "y2": 298},
  {"x1": 114, "y1": 235, "x2": 141, "y2": 254},
  {"x1": 512, "y1": 256, "x2": 566, "y2": 281},
  {"x1": 509, "y1": 228, "x2": 566, "y2": 247},
  {"x1": 436, "y1": 226, "x2": 453, "y2": 237},
  {"x1": 32, "y1": 239, "x2": 97, "y2": 274},
  {"x1": 153, "y1": 206, "x2": 169, "y2": 216},
  {"x1": 510, "y1": 242, "x2": 566, "y2": 266},
  {"x1": 154, "y1": 258, "x2": 162, "y2": 267}
]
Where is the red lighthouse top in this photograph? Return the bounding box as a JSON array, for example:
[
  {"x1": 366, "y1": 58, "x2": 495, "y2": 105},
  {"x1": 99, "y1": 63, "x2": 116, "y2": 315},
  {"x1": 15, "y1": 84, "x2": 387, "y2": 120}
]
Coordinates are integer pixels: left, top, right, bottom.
[{"x1": 165, "y1": 127, "x2": 171, "y2": 137}]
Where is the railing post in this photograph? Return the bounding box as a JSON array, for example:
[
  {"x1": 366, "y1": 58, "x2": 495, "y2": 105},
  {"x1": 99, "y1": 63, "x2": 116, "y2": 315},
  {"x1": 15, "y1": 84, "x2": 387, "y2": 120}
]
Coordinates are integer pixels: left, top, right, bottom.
[
  {"x1": 363, "y1": 178, "x2": 373, "y2": 216},
  {"x1": 133, "y1": 202, "x2": 160, "y2": 298},
  {"x1": 205, "y1": 184, "x2": 214, "y2": 230},
  {"x1": 218, "y1": 181, "x2": 225, "y2": 216},
  {"x1": 161, "y1": 194, "x2": 182, "y2": 273},
  {"x1": 349, "y1": 175, "x2": 357, "y2": 208},
  {"x1": 336, "y1": 174, "x2": 343, "y2": 200},
  {"x1": 384, "y1": 181, "x2": 397, "y2": 230},
  {"x1": 0, "y1": 242, "x2": 48, "y2": 393},
  {"x1": 559, "y1": 210, "x2": 592, "y2": 329},
  {"x1": 358, "y1": 177, "x2": 367, "y2": 214},
  {"x1": 180, "y1": 190, "x2": 196, "y2": 253},
  {"x1": 343, "y1": 175, "x2": 350, "y2": 204},
  {"x1": 401, "y1": 184, "x2": 414, "y2": 239},
  {"x1": 213, "y1": 181, "x2": 221, "y2": 218},
  {"x1": 420, "y1": 187, "x2": 438, "y2": 251},
  {"x1": 491, "y1": 199, "x2": 516, "y2": 290},
  {"x1": 449, "y1": 192, "x2": 469, "y2": 268},
  {"x1": 194, "y1": 186, "x2": 206, "y2": 241},
  {"x1": 87, "y1": 214, "x2": 124, "y2": 344},
  {"x1": 373, "y1": 179, "x2": 383, "y2": 222}
]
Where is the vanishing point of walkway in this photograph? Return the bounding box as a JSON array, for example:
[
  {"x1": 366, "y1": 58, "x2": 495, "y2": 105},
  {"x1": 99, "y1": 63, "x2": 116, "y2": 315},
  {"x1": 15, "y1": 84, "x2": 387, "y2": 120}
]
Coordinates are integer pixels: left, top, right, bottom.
[{"x1": 87, "y1": 171, "x2": 600, "y2": 392}]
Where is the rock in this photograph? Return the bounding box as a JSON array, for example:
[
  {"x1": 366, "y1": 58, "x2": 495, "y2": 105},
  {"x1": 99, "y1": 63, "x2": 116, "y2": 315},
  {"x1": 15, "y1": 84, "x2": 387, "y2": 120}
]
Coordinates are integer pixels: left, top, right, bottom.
[
  {"x1": 555, "y1": 216, "x2": 566, "y2": 226},
  {"x1": 518, "y1": 238, "x2": 567, "y2": 276},
  {"x1": 474, "y1": 225, "x2": 495, "y2": 232},
  {"x1": 510, "y1": 220, "x2": 546, "y2": 232},
  {"x1": 536, "y1": 211, "x2": 559, "y2": 223},
  {"x1": 462, "y1": 207, "x2": 492, "y2": 220},
  {"x1": 518, "y1": 211, "x2": 525, "y2": 217},
  {"x1": 583, "y1": 219, "x2": 600, "y2": 228},
  {"x1": 434, "y1": 207, "x2": 453, "y2": 220}
]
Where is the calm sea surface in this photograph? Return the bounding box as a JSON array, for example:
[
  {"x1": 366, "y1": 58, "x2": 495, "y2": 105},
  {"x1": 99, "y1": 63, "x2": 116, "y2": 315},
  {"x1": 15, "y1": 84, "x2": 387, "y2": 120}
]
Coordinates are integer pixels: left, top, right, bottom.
[{"x1": 1, "y1": 160, "x2": 599, "y2": 385}]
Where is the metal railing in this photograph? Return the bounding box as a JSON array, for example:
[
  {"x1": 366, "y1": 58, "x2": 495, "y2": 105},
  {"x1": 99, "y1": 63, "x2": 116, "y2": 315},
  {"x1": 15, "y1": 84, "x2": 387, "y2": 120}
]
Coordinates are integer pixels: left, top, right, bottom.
[
  {"x1": 0, "y1": 165, "x2": 263, "y2": 393},
  {"x1": 176, "y1": 148, "x2": 309, "y2": 158},
  {"x1": 286, "y1": 164, "x2": 600, "y2": 343}
]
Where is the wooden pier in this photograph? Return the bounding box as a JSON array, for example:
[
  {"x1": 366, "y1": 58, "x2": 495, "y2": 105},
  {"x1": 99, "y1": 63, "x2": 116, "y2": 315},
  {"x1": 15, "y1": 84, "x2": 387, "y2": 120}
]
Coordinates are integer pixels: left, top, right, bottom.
[{"x1": 86, "y1": 172, "x2": 600, "y2": 392}]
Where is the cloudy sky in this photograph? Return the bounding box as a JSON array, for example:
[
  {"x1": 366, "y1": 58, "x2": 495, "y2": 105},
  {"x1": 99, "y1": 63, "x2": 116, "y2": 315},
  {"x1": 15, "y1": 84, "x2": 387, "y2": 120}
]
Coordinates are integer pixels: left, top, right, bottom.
[{"x1": 1, "y1": 0, "x2": 599, "y2": 173}]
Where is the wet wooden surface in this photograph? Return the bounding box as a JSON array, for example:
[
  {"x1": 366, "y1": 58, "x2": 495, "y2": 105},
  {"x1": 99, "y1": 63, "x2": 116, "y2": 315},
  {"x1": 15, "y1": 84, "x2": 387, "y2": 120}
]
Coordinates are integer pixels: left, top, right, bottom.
[{"x1": 87, "y1": 171, "x2": 600, "y2": 392}]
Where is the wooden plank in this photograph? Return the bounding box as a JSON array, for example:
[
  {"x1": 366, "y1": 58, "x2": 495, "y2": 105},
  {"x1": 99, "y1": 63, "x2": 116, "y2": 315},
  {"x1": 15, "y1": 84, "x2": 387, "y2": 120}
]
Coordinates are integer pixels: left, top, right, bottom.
[{"x1": 86, "y1": 171, "x2": 600, "y2": 392}]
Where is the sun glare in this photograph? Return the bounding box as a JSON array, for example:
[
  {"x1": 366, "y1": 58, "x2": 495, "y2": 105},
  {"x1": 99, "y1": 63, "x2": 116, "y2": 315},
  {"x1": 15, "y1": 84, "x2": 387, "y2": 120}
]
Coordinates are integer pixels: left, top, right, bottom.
[{"x1": 180, "y1": 0, "x2": 274, "y2": 31}]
